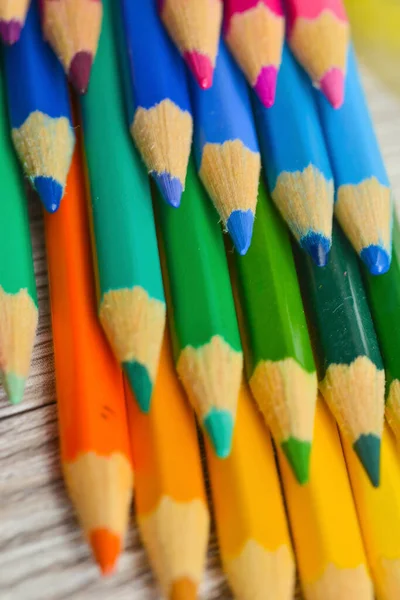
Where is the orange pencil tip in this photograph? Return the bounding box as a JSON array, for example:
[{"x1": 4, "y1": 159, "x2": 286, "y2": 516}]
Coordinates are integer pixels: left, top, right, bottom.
[
  {"x1": 184, "y1": 51, "x2": 214, "y2": 89},
  {"x1": 320, "y1": 68, "x2": 345, "y2": 109},
  {"x1": 90, "y1": 528, "x2": 121, "y2": 576},
  {"x1": 170, "y1": 577, "x2": 198, "y2": 600},
  {"x1": 69, "y1": 51, "x2": 93, "y2": 94}
]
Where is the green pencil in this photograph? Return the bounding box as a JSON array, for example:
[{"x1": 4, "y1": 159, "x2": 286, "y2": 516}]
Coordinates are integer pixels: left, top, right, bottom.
[
  {"x1": 298, "y1": 222, "x2": 385, "y2": 487},
  {"x1": 155, "y1": 157, "x2": 243, "y2": 459},
  {"x1": 233, "y1": 177, "x2": 317, "y2": 484},
  {"x1": 0, "y1": 67, "x2": 38, "y2": 404},
  {"x1": 80, "y1": 0, "x2": 165, "y2": 413},
  {"x1": 364, "y1": 217, "x2": 400, "y2": 443}
]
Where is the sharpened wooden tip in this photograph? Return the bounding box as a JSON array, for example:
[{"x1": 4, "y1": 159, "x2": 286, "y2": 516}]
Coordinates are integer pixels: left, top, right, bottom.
[
  {"x1": 90, "y1": 528, "x2": 121, "y2": 576},
  {"x1": 170, "y1": 577, "x2": 197, "y2": 600}
]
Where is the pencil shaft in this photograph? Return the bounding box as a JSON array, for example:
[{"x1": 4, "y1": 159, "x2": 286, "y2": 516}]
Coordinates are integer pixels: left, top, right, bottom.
[{"x1": 0, "y1": 0, "x2": 30, "y2": 43}]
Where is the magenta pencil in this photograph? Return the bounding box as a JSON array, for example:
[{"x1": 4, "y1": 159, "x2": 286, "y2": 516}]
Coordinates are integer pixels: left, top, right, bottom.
[
  {"x1": 224, "y1": 0, "x2": 284, "y2": 108},
  {"x1": 286, "y1": 0, "x2": 350, "y2": 109}
]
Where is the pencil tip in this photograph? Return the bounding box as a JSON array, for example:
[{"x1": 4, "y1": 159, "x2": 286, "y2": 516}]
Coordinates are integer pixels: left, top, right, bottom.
[
  {"x1": 69, "y1": 51, "x2": 93, "y2": 94},
  {"x1": 90, "y1": 529, "x2": 121, "y2": 576},
  {"x1": 170, "y1": 577, "x2": 197, "y2": 600},
  {"x1": 184, "y1": 51, "x2": 214, "y2": 89},
  {"x1": 3, "y1": 373, "x2": 26, "y2": 405},
  {"x1": 254, "y1": 66, "x2": 278, "y2": 108},
  {"x1": 301, "y1": 232, "x2": 331, "y2": 267},
  {"x1": 281, "y1": 437, "x2": 311, "y2": 484},
  {"x1": 0, "y1": 19, "x2": 22, "y2": 44},
  {"x1": 319, "y1": 68, "x2": 345, "y2": 109},
  {"x1": 153, "y1": 172, "x2": 183, "y2": 208},
  {"x1": 123, "y1": 360, "x2": 153, "y2": 413},
  {"x1": 360, "y1": 245, "x2": 391, "y2": 275},
  {"x1": 353, "y1": 434, "x2": 381, "y2": 487},
  {"x1": 226, "y1": 209, "x2": 254, "y2": 255},
  {"x1": 204, "y1": 408, "x2": 234, "y2": 458},
  {"x1": 34, "y1": 176, "x2": 63, "y2": 213}
]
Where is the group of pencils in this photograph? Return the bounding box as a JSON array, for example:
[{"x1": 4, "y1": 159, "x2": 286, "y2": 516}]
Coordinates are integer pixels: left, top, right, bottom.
[{"x1": 2, "y1": 0, "x2": 400, "y2": 598}]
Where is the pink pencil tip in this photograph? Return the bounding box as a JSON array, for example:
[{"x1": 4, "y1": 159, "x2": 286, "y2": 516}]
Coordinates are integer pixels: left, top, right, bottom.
[
  {"x1": 0, "y1": 19, "x2": 22, "y2": 44},
  {"x1": 254, "y1": 66, "x2": 278, "y2": 108},
  {"x1": 320, "y1": 68, "x2": 345, "y2": 109},
  {"x1": 184, "y1": 51, "x2": 214, "y2": 89},
  {"x1": 68, "y1": 51, "x2": 93, "y2": 94}
]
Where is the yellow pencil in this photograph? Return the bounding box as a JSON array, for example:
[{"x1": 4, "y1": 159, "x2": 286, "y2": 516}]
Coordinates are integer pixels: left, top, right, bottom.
[
  {"x1": 278, "y1": 396, "x2": 373, "y2": 600},
  {"x1": 206, "y1": 380, "x2": 295, "y2": 600}
]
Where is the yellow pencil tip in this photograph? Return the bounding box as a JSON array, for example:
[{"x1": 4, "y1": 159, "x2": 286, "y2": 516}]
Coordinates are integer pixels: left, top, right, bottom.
[
  {"x1": 90, "y1": 528, "x2": 121, "y2": 576},
  {"x1": 169, "y1": 577, "x2": 198, "y2": 600}
]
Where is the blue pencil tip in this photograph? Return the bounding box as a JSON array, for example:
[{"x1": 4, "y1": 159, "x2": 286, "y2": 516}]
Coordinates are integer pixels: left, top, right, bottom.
[
  {"x1": 203, "y1": 409, "x2": 234, "y2": 458},
  {"x1": 301, "y1": 232, "x2": 331, "y2": 267},
  {"x1": 226, "y1": 210, "x2": 254, "y2": 255},
  {"x1": 34, "y1": 176, "x2": 63, "y2": 213},
  {"x1": 360, "y1": 245, "x2": 391, "y2": 275},
  {"x1": 153, "y1": 172, "x2": 183, "y2": 208},
  {"x1": 123, "y1": 360, "x2": 153, "y2": 413}
]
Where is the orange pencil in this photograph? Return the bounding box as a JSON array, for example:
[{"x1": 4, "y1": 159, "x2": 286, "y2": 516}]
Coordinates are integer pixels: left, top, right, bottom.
[
  {"x1": 126, "y1": 332, "x2": 209, "y2": 600},
  {"x1": 0, "y1": 0, "x2": 30, "y2": 44},
  {"x1": 44, "y1": 132, "x2": 134, "y2": 575}
]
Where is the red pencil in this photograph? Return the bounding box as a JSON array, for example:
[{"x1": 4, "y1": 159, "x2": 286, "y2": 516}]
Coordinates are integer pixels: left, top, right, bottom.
[{"x1": 0, "y1": 0, "x2": 30, "y2": 44}]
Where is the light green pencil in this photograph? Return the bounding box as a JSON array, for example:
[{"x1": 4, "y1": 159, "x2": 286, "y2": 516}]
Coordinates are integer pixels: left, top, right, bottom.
[{"x1": 80, "y1": 0, "x2": 165, "y2": 413}]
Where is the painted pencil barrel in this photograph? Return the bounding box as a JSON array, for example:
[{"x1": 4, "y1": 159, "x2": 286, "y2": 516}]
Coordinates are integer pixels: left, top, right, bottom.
[
  {"x1": 0, "y1": 0, "x2": 30, "y2": 44},
  {"x1": 233, "y1": 177, "x2": 316, "y2": 484},
  {"x1": 192, "y1": 39, "x2": 260, "y2": 255},
  {"x1": 3, "y1": 0, "x2": 74, "y2": 213},
  {"x1": 254, "y1": 43, "x2": 334, "y2": 267},
  {"x1": 298, "y1": 222, "x2": 385, "y2": 487},
  {"x1": 278, "y1": 396, "x2": 373, "y2": 600},
  {"x1": 120, "y1": 0, "x2": 192, "y2": 208},
  {"x1": 155, "y1": 157, "x2": 243, "y2": 459},
  {"x1": 316, "y1": 46, "x2": 393, "y2": 275},
  {"x1": 127, "y1": 332, "x2": 209, "y2": 600},
  {"x1": 80, "y1": 0, "x2": 166, "y2": 414}
]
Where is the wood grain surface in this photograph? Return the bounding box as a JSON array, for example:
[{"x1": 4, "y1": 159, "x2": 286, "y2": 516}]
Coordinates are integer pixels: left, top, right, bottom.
[{"x1": 1, "y1": 64, "x2": 400, "y2": 599}]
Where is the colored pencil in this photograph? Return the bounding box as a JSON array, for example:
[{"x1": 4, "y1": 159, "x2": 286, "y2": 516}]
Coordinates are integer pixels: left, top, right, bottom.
[
  {"x1": 286, "y1": 0, "x2": 350, "y2": 108},
  {"x1": 316, "y1": 46, "x2": 393, "y2": 276},
  {"x1": 155, "y1": 157, "x2": 243, "y2": 459},
  {"x1": 298, "y1": 222, "x2": 385, "y2": 487},
  {"x1": 41, "y1": 0, "x2": 103, "y2": 94},
  {"x1": 233, "y1": 177, "x2": 317, "y2": 484},
  {"x1": 364, "y1": 218, "x2": 400, "y2": 443},
  {"x1": 3, "y1": 1, "x2": 75, "y2": 213},
  {"x1": 127, "y1": 332, "x2": 209, "y2": 600},
  {"x1": 206, "y1": 380, "x2": 295, "y2": 600},
  {"x1": 0, "y1": 65, "x2": 37, "y2": 405},
  {"x1": 44, "y1": 132, "x2": 134, "y2": 576},
  {"x1": 343, "y1": 424, "x2": 400, "y2": 600},
  {"x1": 254, "y1": 43, "x2": 334, "y2": 267},
  {"x1": 80, "y1": 0, "x2": 166, "y2": 414},
  {"x1": 0, "y1": 0, "x2": 29, "y2": 44},
  {"x1": 192, "y1": 39, "x2": 261, "y2": 255},
  {"x1": 223, "y1": 0, "x2": 284, "y2": 108},
  {"x1": 120, "y1": 0, "x2": 192, "y2": 208},
  {"x1": 159, "y1": 0, "x2": 223, "y2": 90},
  {"x1": 278, "y1": 396, "x2": 373, "y2": 600}
]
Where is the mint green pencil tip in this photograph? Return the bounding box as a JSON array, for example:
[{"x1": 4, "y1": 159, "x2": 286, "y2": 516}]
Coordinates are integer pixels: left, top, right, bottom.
[
  {"x1": 204, "y1": 409, "x2": 234, "y2": 459},
  {"x1": 123, "y1": 360, "x2": 153, "y2": 413},
  {"x1": 3, "y1": 372, "x2": 26, "y2": 405},
  {"x1": 281, "y1": 437, "x2": 312, "y2": 485}
]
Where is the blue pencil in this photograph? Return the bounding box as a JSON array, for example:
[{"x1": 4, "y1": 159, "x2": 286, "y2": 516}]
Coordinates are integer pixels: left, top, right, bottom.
[
  {"x1": 254, "y1": 43, "x2": 334, "y2": 267},
  {"x1": 191, "y1": 39, "x2": 261, "y2": 256},
  {"x1": 3, "y1": 1, "x2": 74, "y2": 214},
  {"x1": 316, "y1": 46, "x2": 393, "y2": 276},
  {"x1": 120, "y1": 0, "x2": 193, "y2": 209}
]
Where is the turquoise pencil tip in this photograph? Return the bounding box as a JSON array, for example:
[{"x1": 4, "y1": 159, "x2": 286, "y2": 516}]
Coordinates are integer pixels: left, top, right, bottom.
[
  {"x1": 281, "y1": 437, "x2": 312, "y2": 485},
  {"x1": 360, "y1": 245, "x2": 391, "y2": 275},
  {"x1": 226, "y1": 209, "x2": 254, "y2": 255},
  {"x1": 123, "y1": 361, "x2": 153, "y2": 413},
  {"x1": 34, "y1": 176, "x2": 63, "y2": 213},
  {"x1": 3, "y1": 372, "x2": 26, "y2": 405},
  {"x1": 153, "y1": 172, "x2": 183, "y2": 208},
  {"x1": 353, "y1": 434, "x2": 381, "y2": 487},
  {"x1": 204, "y1": 409, "x2": 234, "y2": 458},
  {"x1": 300, "y1": 232, "x2": 331, "y2": 267}
]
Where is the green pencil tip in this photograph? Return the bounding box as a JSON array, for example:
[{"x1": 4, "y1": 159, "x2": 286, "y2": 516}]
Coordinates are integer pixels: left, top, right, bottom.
[
  {"x1": 123, "y1": 361, "x2": 153, "y2": 413},
  {"x1": 281, "y1": 437, "x2": 312, "y2": 485},
  {"x1": 353, "y1": 434, "x2": 381, "y2": 488},
  {"x1": 204, "y1": 409, "x2": 234, "y2": 459},
  {"x1": 3, "y1": 372, "x2": 26, "y2": 405}
]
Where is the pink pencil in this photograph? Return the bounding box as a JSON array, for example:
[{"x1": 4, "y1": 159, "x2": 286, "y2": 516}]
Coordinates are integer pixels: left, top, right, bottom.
[
  {"x1": 224, "y1": 0, "x2": 284, "y2": 108},
  {"x1": 286, "y1": 0, "x2": 350, "y2": 109}
]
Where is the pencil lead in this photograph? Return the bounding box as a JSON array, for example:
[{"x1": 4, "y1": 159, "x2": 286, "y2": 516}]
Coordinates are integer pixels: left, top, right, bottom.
[
  {"x1": 34, "y1": 176, "x2": 63, "y2": 213},
  {"x1": 69, "y1": 51, "x2": 93, "y2": 94},
  {"x1": 281, "y1": 437, "x2": 311, "y2": 485},
  {"x1": 170, "y1": 577, "x2": 197, "y2": 600},
  {"x1": 0, "y1": 20, "x2": 22, "y2": 44},
  {"x1": 353, "y1": 434, "x2": 381, "y2": 487},
  {"x1": 124, "y1": 360, "x2": 153, "y2": 413},
  {"x1": 3, "y1": 373, "x2": 26, "y2": 405},
  {"x1": 254, "y1": 66, "x2": 278, "y2": 109},
  {"x1": 226, "y1": 209, "x2": 254, "y2": 255},
  {"x1": 153, "y1": 172, "x2": 183, "y2": 208},
  {"x1": 90, "y1": 529, "x2": 121, "y2": 576},
  {"x1": 360, "y1": 245, "x2": 391, "y2": 276},
  {"x1": 320, "y1": 68, "x2": 345, "y2": 110},
  {"x1": 301, "y1": 232, "x2": 331, "y2": 267},
  {"x1": 184, "y1": 51, "x2": 214, "y2": 90},
  {"x1": 204, "y1": 408, "x2": 234, "y2": 459}
]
